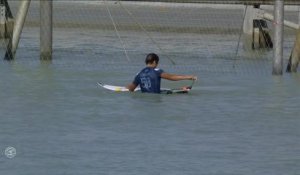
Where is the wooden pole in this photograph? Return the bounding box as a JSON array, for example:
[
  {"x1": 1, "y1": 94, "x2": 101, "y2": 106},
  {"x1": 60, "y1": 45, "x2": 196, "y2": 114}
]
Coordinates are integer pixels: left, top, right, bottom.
[
  {"x1": 286, "y1": 6, "x2": 300, "y2": 72},
  {"x1": 273, "y1": 0, "x2": 284, "y2": 75},
  {"x1": 40, "y1": 0, "x2": 52, "y2": 60},
  {"x1": 0, "y1": 0, "x2": 14, "y2": 39},
  {"x1": 0, "y1": 0, "x2": 6, "y2": 38},
  {"x1": 298, "y1": 6, "x2": 300, "y2": 25},
  {"x1": 263, "y1": 12, "x2": 299, "y2": 30},
  {"x1": 286, "y1": 29, "x2": 300, "y2": 72},
  {"x1": 4, "y1": 0, "x2": 30, "y2": 60}
]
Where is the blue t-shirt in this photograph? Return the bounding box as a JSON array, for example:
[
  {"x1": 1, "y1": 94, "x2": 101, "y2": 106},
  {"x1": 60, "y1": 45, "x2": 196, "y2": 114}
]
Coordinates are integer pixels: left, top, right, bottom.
[{"x1": 133, "y1": 67, "x2": 164, "y2": 93}]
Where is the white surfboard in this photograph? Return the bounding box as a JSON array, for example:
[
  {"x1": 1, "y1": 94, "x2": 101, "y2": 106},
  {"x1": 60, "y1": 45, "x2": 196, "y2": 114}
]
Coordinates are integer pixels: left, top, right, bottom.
[
  {"x1": 97, "y1": 82, "x2": 190, "y2": 94},
  {"x1": 97, "y1": 82, "x2": 140, "y2": 92}
]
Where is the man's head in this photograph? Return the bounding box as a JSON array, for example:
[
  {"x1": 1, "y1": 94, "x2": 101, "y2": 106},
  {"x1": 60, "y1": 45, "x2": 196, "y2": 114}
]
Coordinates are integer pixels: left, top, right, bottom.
[{"x1": 145, "y1": 53, "x2": 159, "y2": 67}]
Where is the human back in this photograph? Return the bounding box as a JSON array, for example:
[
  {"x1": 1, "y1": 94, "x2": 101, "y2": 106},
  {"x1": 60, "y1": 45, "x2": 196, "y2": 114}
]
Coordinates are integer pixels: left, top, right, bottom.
[
  {"x1": 134, "y1": 66, "x2": 163, "y2": 93},
  {"x1": 126, "y1": 53, "x2": 197, "y2": 93}
]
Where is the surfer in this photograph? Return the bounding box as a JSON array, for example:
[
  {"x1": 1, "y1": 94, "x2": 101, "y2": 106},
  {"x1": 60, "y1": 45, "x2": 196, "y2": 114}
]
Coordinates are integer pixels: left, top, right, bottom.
[{"x1": 126, "y1": 53, "x2": 197, "y2": 93}]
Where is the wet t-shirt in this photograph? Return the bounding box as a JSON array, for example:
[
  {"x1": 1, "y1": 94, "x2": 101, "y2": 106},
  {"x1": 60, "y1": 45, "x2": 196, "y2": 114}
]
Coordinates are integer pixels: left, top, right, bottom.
[{"x1": 133, "y1": 67, "x2": 164, "y2": 93}]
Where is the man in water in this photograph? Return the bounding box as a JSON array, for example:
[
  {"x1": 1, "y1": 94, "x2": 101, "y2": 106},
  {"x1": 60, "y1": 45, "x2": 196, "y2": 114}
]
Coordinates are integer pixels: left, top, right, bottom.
[{"x1": 126, "y1": 53, "x2": 197, "y2": 93}]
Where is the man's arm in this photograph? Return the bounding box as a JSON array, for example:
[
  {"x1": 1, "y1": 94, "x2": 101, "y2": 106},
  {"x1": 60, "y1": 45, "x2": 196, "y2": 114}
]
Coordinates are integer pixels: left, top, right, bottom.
[
  {"x1": 126, "y1": 83, "x2": 138, "y2": 92},
  {"x1": 161, "y1": 72, "x2": 197, "y2": 81}
]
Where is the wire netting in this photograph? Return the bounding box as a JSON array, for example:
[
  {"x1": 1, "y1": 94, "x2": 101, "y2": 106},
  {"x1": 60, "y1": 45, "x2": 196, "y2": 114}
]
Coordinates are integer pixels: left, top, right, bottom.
[{"x1": 1, "y1": 1, "x2": 300, "y2": 73}]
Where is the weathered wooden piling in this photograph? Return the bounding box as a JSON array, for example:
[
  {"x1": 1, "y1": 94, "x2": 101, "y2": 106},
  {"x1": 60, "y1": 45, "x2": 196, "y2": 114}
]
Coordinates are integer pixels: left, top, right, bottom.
[
  {"x1": 1, "y1": 0, "x2": 13, "y2": 60},
  {"x1": 287, "y1": 6, "x2": 300, "y2": 72},
  {"x1": 273, "y1": 0, "x2": 284, "y2": 75},
  {"x1": 0, "y1": 0, "x2": 6, "y2": 38},
  {"x1": 40, "y1": 0, "x2": 52, "y2": 60},
  {"x1": 243, "y1": 5, "x2": 272, "y2": 49},
  {"x1": 298, "y1": 6, "x2": 300, "y2": 25},
  {"x1": 263, "y1": 12, "x2": 299, "y2": 30},
  {"x1": 0, "y1": 0, "x2": 13, "y2": 38},
  {"x1": 243, "y1": 5, "x2": 259, "y2": 35},
  {"x1": 286, "y1": 29, "x2": 300, "y2": 72},
  {"x1": 4, "y1": 0, "x2": 30, "y2": 60},
  {"x1": 252, "y1": 19, "x2": 273, "y2": 49}
]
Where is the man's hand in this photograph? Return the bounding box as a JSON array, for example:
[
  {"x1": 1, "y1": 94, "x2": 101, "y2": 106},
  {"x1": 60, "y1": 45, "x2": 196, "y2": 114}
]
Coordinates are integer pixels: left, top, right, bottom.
[
  {"x1": 181, "y1": 86, "x2": 192, "y2": 91},
  {"x1": 189, "y1": 76, "x2": 197, "y2": 81},
  {"x1": 126, "y1": 83, "x2": 137, "y2": 92}
]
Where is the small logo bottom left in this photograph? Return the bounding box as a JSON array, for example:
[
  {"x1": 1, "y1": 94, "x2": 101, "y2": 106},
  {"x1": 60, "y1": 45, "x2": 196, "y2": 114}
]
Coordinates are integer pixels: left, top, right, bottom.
[{"x1": 5, "y1": 147, "x2": 17, "y2": 159}]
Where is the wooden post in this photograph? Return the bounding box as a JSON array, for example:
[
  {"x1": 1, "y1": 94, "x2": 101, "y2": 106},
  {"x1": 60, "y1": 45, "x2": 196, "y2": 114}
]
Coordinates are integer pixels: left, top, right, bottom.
[
  {"x1": 298, "y1": 6, "x2": 300, "y2": 25},
  {"x1": 288, "y1": 6, "x2": 300, "y2": 72},
  {"x1": 243, "y1": 5, "x2": 260, "y2": 35},
  {"x1": 4, "y1": 0, "x2": 30, "y2": 60},
  {"x1": 253, "y1": 20, "x2": 260, "y2": 49},
  {"x1": 40, "y1": 0, "x2": 52, "y2": 60},
  {"x1": 243, "y1": 5, "x2": 273, "y2": 49},
  {"x1": 1, "y1": 0, "x2": 14, "y2": 39},
  {"x1": 0, "y1": 0, "x2": 6, "y2": 38},
  {"x1": 273, "y1": 0, "x2": 284, "y2": 75},
  {"x1": 286, "y1": 29, "x2": 300, "y2": 72}
]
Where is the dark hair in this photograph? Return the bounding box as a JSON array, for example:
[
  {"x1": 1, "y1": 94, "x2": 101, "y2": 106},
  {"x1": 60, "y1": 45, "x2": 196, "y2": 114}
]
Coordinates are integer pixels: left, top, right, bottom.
[{"x1": 145, "y1": 53, "x2": 159, "y2": 64}]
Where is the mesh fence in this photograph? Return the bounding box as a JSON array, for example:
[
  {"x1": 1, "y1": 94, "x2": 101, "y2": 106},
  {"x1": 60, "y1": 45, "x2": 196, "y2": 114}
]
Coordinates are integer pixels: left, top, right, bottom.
[{"x1": 1, "y1": 1, "x2": 300, "y2": 72}]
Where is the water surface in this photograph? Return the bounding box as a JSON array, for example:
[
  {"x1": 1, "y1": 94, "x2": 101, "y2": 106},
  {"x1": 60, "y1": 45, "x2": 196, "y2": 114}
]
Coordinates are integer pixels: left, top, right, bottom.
[{"x1": 1, "y1": 7, "x2": 300, "y2": 175}]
